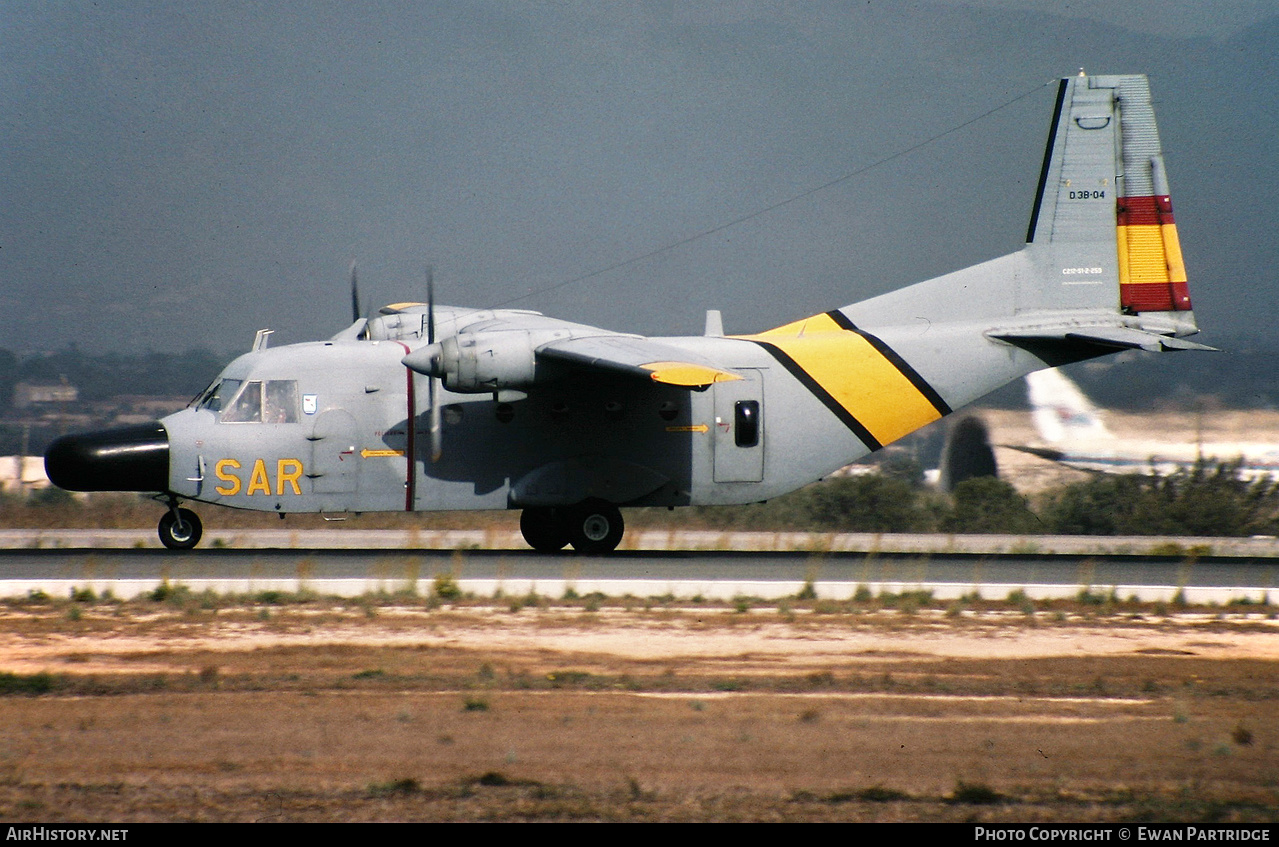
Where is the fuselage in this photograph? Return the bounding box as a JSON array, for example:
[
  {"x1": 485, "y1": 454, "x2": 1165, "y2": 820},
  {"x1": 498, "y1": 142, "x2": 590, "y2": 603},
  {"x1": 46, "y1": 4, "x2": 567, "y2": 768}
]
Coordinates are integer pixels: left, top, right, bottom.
[{"x1": 153, "y1": 325, "x2": 872, "y2": 517}]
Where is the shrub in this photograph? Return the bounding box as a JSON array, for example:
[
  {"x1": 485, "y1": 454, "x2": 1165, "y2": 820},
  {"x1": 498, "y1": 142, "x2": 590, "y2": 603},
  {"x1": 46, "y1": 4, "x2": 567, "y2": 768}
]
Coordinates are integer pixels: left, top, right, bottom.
[
  {"x1": 944, "y1": 477, "x2": 1039, "y2": 534},
  {"x1": 949, "y1": 780, "x2": 1002, "y2": 804},
  {"x1": 1040, "y1": 462, "x2": 1279, "y2": 537},
  {"x1": 433, "y1": 572, "x2": 461, "y2": 601},
  {"x1": 799, "y1": 474, "x2": 930, "y2": 533},
  {"x1": 0, "y1": 672, "x2": 56, "y2": 696}
]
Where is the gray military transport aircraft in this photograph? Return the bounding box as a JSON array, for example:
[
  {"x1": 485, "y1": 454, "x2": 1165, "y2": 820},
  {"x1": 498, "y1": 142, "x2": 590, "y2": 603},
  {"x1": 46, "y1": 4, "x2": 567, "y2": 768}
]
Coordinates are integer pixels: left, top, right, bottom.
[{"x1": 45, "y1": 73, "x2": 1211, "y2": 552}]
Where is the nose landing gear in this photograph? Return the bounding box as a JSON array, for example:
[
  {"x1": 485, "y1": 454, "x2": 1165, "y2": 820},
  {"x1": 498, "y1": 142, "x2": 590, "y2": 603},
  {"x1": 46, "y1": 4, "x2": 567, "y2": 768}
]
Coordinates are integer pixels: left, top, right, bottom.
[{"x1": 158, "y1": 500, "x2": 203, "y2": 550}]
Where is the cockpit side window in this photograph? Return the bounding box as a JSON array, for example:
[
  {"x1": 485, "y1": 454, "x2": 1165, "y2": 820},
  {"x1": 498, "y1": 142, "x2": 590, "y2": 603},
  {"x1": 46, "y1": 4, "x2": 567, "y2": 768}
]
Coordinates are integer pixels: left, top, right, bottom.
[
  {"x1": 219, "y1": 380, "x2": 299, "y2": 424},
  {"x1": 263, "y1": 380, "x2": 299, "y2": 423},
  {"x1": 222, "y1": 381, "x2": 263, "y2": 423},
  {"x1": 197, "y1": 379, "x2": 242, "y2": 413}
]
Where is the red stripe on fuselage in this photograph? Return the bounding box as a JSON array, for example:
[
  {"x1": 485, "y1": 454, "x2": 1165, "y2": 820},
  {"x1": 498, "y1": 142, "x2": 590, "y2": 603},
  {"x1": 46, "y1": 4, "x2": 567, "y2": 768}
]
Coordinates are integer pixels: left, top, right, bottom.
[{"x1": 395, "y1": 342, "x2": 416, "y2": 511}]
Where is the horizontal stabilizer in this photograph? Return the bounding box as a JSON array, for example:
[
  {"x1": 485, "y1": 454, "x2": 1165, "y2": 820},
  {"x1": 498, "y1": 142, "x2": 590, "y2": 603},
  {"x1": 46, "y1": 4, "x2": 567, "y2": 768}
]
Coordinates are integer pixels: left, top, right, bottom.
[{"x1": 989, "y1": 325, "x2": 1219, "y2": 353}]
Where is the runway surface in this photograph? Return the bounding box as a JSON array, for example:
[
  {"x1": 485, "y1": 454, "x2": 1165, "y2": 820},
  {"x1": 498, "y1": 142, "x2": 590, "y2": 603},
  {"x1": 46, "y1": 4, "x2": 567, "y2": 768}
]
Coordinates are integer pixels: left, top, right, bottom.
[{"x1": 1, "y1": 529, "x2": 1276, "y2": 604}]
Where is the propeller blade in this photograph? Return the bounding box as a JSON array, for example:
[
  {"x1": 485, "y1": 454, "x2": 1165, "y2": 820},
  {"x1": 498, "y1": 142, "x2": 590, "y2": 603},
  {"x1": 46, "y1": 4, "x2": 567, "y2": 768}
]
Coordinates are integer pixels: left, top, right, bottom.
[
  {"x1": 429, "y1": 378, "x2": 443, "y2": 463},
  {"x1": 426, "y1": 265, "x2": 436, "y2": 345},
  {"x1": 349, "y1": 261, "x2": 362, "y2": 323},
  {"x1": 426, "y1": 264, "x2": 442, "y2": 462}
]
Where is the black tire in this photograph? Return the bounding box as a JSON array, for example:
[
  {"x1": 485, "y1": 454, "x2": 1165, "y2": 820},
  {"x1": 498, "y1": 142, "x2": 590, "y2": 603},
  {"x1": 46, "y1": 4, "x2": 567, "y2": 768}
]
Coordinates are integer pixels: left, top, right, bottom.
[
  {"x1": 158, "y1": 508, "x2": 203, "y2": 550},
  {"x1": 520, "y1": 507, "x2": 568, "y2": 553},
  {"x1": 565, "y1": 499, "x2": 624, "y2": 554}
]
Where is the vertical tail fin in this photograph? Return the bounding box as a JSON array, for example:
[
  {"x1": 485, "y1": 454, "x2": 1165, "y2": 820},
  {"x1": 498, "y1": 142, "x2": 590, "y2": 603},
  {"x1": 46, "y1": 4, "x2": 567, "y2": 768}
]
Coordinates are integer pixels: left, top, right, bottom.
[
  {"x1": 1024, "y1": 73, "x2": 1195, "y2": 322},
  {"x1": 824, "y1": 72, "x2": 1209, "y2": 352},
  {"x1": 748, "y1": 73, "x2": 1210, "y2": 458}
]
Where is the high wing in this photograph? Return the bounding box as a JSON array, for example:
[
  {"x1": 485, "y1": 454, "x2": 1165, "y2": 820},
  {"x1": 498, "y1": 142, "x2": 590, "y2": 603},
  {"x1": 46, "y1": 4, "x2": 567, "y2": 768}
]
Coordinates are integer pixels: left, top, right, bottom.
[
  {"x1": 535, "y1": 335, "x2": 741, "y2": 387},
  {"x1": 390, "y1": 305, "x2": 740, "y2": 391}
]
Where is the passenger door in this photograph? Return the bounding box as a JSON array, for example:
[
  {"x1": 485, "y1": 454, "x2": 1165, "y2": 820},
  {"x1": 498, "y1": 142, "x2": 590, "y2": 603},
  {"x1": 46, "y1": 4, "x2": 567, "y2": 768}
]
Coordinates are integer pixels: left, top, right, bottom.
[{"x1": 712, "y1": 369, "x2": 764, "y2": 483}]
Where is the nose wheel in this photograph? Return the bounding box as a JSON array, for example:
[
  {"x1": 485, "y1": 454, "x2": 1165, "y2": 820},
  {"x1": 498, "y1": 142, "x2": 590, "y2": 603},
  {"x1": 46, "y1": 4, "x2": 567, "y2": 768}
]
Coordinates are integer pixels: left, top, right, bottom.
[{"x1": 158, "y1": 506, "x2": 203, "y2": 550}]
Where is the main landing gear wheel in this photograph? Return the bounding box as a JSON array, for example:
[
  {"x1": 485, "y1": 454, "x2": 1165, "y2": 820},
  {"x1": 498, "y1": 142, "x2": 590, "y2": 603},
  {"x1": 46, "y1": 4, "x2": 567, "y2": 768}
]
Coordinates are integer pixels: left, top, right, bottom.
[
  {"x1": 565, "y1": 499, "x2": 624, "y2": 555},
  {"x1": 158, "y1": 508, "x2": 203, "y2": 550},
  {"x1": 520, "y1": 507, "x2": 568, "y2": 553}
]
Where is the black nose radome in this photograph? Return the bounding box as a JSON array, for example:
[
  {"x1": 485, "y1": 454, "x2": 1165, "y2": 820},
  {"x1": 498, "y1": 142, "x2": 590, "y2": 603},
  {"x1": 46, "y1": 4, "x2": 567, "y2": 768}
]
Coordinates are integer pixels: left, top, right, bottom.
[{"x1": 44, "y1": 422, "x2": 170, "y2": 493}]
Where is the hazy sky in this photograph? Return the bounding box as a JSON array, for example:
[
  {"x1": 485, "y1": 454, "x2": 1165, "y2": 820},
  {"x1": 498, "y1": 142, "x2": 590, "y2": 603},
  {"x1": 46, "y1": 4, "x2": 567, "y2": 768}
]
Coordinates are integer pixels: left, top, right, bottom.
[
  {"x1": 957, "y1": 0, "x2": 1274, "y2": 39},
  {"x1": 2, "y1": 1, "x2": 1275, "y2": 357}
]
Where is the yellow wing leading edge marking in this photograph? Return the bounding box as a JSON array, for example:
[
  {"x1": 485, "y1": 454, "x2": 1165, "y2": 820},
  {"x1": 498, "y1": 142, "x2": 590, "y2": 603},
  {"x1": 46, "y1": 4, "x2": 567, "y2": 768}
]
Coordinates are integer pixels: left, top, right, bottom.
[
  {"x1": 741, "y1": 311, "x2": 951, "y2": 450},
  {"x1": 640, "y1": 361, "x2": 743, "y2": 387}
]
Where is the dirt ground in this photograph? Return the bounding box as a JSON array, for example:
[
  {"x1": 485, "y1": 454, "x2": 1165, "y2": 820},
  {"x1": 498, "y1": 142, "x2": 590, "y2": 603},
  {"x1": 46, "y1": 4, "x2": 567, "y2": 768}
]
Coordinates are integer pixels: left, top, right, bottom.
[{"x1": 0, "y1": 594, "x2": 1274, "y2": 822}]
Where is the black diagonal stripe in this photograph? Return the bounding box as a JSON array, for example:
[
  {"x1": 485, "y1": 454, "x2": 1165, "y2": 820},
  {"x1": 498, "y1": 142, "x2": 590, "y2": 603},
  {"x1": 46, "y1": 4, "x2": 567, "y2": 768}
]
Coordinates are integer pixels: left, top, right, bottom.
[
  {"x1": 824, "y1": 311, "x2": 953, "y2": 416},
  {"x1": 750, "y1": 340, "x2": 882, "y2": 451},
  {"x1": 1026, "y1": 78, "x2": 1069, "y2": 244}
]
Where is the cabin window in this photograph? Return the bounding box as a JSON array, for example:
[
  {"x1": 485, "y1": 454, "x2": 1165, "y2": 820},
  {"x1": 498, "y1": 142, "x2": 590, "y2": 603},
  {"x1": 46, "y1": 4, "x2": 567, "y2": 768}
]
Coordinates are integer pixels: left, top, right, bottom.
[
  {"x1": 734, "y1": 400, "x2": 760, "y2": 447},
  {"x1": 220, "y1": 380, "x2": 299, "y2": 424}
]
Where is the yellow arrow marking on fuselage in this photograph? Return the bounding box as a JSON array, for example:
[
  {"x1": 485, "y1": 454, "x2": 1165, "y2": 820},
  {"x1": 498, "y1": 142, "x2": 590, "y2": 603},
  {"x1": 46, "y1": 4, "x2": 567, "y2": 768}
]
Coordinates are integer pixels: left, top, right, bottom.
[
  {"x1": 665, "y1": 424, "x2": 709, "y2": 433},
  {"x1": 361, "y1": 449, "x2": 406, "y2": 458}
]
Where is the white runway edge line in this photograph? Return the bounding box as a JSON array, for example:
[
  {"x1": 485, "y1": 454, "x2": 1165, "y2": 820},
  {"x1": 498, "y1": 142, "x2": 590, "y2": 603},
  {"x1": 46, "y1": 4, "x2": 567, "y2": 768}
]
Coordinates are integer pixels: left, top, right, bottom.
[
  {"x1": 0, "y1": 578, "x2": 1272, "y2": 606},
  {"x1": 0, "y1": 578, "x2": 1272, "y2": 604}
]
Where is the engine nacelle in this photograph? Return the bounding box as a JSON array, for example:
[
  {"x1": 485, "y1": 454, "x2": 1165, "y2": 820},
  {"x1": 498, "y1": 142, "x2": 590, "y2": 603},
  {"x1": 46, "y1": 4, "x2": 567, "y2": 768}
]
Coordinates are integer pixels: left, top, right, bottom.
[
  {"x1": 444, "y1": 330, "x2": 538, "y2": 393},
  {"x1": 402, "y1": 330, "x2": 543, "y2": 393}
]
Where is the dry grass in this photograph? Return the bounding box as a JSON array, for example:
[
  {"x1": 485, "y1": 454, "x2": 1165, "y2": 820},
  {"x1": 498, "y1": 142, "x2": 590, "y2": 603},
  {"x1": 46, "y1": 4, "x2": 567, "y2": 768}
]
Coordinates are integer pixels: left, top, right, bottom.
[{"x1": 0, "y1": 593, "x2": 1273, "y2": 822}]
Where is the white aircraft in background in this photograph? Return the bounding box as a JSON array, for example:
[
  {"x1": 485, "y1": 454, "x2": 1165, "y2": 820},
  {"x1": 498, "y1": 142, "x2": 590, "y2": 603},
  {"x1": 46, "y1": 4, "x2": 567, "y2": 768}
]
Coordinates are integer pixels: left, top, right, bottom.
[{"x1": 1017, "y1": 368, "x2": 1279, "y2": 480}]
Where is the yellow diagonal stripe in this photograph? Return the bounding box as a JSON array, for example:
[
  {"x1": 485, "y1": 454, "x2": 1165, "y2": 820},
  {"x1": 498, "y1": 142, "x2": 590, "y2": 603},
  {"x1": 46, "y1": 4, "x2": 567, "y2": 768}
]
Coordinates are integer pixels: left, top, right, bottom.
[
  {"x1": 775, "y1": 334, "x2": 941, "y2": 444},
  {"x1": 757, "y1": 312, "x2": 845, "y2": 337},
  {"x1": 741, "y1": 316, "x2": 943, "y2": 446}
]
